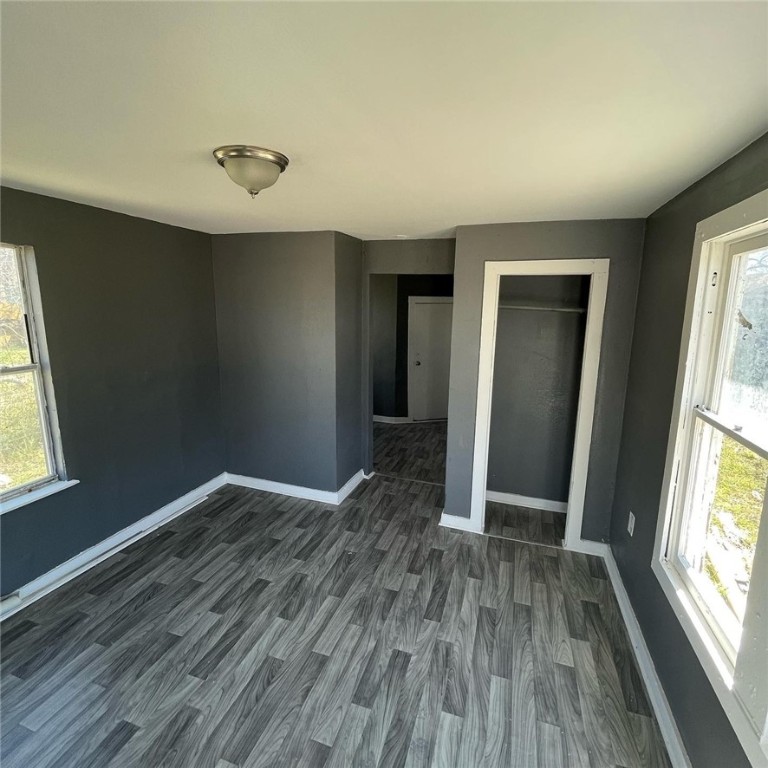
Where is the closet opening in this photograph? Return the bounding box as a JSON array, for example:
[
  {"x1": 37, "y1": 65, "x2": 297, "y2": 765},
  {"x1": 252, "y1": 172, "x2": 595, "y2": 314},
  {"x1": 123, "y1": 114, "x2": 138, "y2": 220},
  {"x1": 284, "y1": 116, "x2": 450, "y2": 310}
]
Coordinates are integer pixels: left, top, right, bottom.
[
  {"x1": 485, "y1": 274, "x2": 588, "y2": 547},
  {"x1": 469, "y1": 259, "x2": 609, "y2": 551}
]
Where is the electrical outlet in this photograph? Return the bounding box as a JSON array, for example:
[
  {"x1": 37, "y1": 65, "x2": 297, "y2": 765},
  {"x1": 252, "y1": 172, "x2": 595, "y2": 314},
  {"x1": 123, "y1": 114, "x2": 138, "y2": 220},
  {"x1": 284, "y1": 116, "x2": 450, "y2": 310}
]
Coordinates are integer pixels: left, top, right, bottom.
[{"x1": 628, "y1": 511, "x2": 636, "y2": 537}]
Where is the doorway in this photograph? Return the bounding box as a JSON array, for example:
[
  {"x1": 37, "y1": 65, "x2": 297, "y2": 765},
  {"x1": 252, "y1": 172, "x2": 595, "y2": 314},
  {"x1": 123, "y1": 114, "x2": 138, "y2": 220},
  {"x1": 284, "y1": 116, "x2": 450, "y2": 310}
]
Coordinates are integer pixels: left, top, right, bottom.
[
  {"x1": 469, "y1": 259, "x2": 609, "y2": 551},
  {"x1": 370, "y1": 274, "x2": 453, "y2": 484}
]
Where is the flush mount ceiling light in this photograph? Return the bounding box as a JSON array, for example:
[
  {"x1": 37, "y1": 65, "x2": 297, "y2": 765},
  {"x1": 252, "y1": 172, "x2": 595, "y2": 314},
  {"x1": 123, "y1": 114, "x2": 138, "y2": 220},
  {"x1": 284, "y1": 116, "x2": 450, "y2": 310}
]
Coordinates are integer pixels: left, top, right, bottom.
[{"x1": 213, "y1": 145, "x2": 289, "y2": 198}]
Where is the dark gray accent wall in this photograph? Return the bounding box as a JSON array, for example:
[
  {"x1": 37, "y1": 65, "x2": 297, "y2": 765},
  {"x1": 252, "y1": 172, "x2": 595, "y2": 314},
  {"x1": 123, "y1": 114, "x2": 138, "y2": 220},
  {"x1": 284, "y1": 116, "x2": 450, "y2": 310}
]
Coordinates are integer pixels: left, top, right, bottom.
[
  {"x1": 498, "y1": 274, "x2": 590, "y2": 306},
  {"x1": 444, "y1": 220, "x2": 644, "y2": 542},
  {"x1": 371, "y1": 274, "x2": 398, "y2": 417},
  {"x1": 212, "y1": 231, "x2": 364, "y2": 493},
  {"x1": 334, "y1": 233, "x2": 364, "y2": 487},
  {"x1": 0, "y1": 187, "x2": 224, "y2": 594},
  {"x1": 610, "y1": 134, "x2": 768, "y2": 768},
  {"x1": 487, "y1": 276, "x2": 586, "y2": 501}
]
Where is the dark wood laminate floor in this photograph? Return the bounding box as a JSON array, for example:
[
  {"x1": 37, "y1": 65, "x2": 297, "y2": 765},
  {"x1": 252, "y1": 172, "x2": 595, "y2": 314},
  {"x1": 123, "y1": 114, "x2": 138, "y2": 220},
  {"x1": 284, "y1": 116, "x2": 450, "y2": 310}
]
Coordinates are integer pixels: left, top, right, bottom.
[
  {"x1": 373, "y1": 421, "x2": 447, "y2": 485},
  {"x1": 1, "y1": 477, "x2": 670, "y2": 768},
  {"x1": 485, "y1": 502, "x2": 567, "y2": 548}
]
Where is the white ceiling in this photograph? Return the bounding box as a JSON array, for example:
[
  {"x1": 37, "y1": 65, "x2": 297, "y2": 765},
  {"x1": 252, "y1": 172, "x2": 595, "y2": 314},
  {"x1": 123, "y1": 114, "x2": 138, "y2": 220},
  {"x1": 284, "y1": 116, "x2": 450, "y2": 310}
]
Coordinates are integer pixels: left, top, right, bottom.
[{"x1": 2, "y1": 2, "x2": 767, "y2": 239}]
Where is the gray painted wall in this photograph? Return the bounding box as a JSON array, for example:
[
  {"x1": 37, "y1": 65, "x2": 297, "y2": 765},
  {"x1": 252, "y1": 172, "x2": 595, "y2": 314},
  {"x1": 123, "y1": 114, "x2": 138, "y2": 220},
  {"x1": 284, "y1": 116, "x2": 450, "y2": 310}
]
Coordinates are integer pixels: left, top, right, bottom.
[
  {"x1": 213, "y1": 231, "x2": 364, "y2": 493},
  {"x1": 487, "y1": 276, "x2": 586, "y2": 501},
  {"x1": 366, "y1": 238, "x2": 455, "y2": 274},
  {"x1": 370, "y1": 274, "x2": 398, "y2": 416},
  {"x1": 334, "y1": 233, "x2": 364, "y2": 487},
  {"x1": 444, "y1": 220, "x2": 644, "y2": 542},
  {"x1": 212, "y1": 232, "x2": 339, "y2": 491},
  {"x1": 0, "y1": 187, "x2": 224, "y2": 594},
  {"x1": 610, "y1": 133, "x2": 768, "y2": 768}
]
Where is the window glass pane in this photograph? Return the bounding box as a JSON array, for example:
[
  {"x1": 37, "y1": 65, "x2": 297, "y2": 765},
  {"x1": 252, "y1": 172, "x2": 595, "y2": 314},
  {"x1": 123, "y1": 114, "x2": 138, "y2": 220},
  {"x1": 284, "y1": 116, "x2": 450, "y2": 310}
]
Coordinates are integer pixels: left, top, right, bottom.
[
  {"x1": 683, "y1": 426, "x2": 767, "y2": 650},
  {"x1": 0, "y1": 246, "x2": 31, "y2": 366},
  {"x1": 720, "y1": 247, "x2": 768, "y2": 445},
  {"x1": 0, "y1": 370, "x2": 50, "y2": 493}
]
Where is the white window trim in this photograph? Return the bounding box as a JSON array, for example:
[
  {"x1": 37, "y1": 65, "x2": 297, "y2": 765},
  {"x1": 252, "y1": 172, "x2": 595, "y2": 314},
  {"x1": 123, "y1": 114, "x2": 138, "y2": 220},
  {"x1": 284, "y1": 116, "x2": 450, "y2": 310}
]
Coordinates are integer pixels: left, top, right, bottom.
[
  {"x1": 0, "y1": 244, "x2": 75, "y2": 514},
  {"x1": 653, "y1": 189, "x2": 768, "y2": 767}
]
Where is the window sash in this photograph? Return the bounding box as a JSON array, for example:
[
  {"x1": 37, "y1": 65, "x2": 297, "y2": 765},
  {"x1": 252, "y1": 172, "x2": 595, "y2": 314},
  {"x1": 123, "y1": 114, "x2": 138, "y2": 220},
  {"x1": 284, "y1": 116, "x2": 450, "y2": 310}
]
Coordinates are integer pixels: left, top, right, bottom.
[
  {"x1": 0, "y1": 246, "x2": 59, "y2": 502},
  {"x1": 670, "y1": 408, "x2": 766, "y2": 663},
  {"x1": 666, "y1": 227, "x2": 768, "y2": 668}
]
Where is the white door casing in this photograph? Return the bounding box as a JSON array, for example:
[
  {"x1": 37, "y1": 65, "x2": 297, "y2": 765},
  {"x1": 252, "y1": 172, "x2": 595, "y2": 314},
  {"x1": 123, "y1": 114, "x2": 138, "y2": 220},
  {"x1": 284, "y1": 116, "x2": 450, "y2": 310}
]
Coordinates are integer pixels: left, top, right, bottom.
[{"x1": 465, "y1": 259, "x2": 609, "y2": 552}]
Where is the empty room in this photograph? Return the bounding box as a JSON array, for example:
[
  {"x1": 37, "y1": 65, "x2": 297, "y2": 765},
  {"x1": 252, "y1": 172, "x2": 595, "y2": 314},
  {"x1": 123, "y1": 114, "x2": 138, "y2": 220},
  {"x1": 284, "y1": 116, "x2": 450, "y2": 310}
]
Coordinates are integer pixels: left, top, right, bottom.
[{"x1": 1, "y1": 2, "x2": 767, "y2": 767}]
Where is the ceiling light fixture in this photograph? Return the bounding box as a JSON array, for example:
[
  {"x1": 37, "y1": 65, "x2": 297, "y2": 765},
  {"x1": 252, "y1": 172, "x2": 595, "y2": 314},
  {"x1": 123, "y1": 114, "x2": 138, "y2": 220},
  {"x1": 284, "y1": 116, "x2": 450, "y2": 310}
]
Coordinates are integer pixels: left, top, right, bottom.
[{"x1": 213, "y1": 145, "x2": 289, "y2": 198}]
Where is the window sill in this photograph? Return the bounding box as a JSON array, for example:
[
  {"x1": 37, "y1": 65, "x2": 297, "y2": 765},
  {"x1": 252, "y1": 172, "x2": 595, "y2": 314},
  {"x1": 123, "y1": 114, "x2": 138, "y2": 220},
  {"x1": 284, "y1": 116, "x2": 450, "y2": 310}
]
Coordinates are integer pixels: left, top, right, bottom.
[
  {"x1": 0, "y1": 479, "x2": 79, "y2": 515},
  {"x1": 651, "y1": 556, "x2": 767, "y2": 766}
]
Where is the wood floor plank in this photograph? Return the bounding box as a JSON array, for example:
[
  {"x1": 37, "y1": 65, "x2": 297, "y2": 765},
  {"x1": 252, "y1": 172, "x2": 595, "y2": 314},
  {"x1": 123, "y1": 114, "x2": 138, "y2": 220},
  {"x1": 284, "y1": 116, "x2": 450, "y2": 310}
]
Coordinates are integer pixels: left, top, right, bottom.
[
  {"x1": 536, "y1": 720, "x2": 565, "y2": 768},
  {"x1": 430, "y1": 712, "x2": 463, "y2": 768},
  {"x1": 351, "y1": 649, "x2": 411, "y2": 767},
  {"x1": 274, "y1": 624, "x2": 364, "y2": 768},
  {"x1": 571, "y1": 639, "x2": 617, "y2": 768},
  {"x1": 455, "y1": 604, "x2": 496, "y2": 766},
  {"x1": 227, "y1": 651, "x2": 328, "y2": 767},
  {"x1": 553, "y1": 662, "x2": 592, "y2": 768},
  {"x1": 583, "y1": 601, "x2": 643, "y2": 768},
  {"x1": 404, "y1": 639, "x2": 451, "y2": 768},
  {"x1": 543, "y1": 556, "x2": 574, "y2": 667},
  {"x1": 507, "y1": 603, "x2": 537, "y2": 768},
  {"x1": 490, "y1": 561, "x2": 516, "y2": 679},
  {"x1": 324, "y1": 703, "x2": 370, "y2": 768},
  {"x1": 483, "y1": 674, "x2": 509, "y2": 766}
]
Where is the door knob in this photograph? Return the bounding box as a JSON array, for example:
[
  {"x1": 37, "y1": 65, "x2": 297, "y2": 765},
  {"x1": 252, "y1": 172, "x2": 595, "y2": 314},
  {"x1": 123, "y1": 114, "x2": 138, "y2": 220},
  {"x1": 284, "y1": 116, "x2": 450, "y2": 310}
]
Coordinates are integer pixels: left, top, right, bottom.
[{"x1": 414, "y1": 361, "x2": 421, "y2": 366}]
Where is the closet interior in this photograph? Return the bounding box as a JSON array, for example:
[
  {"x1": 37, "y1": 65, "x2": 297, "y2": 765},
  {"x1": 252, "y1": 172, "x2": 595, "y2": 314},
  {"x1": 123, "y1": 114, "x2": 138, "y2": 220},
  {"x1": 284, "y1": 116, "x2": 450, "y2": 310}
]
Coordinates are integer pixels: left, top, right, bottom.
[{"x1": 485, "y1": 274, "x2": 590, "y2": 546}]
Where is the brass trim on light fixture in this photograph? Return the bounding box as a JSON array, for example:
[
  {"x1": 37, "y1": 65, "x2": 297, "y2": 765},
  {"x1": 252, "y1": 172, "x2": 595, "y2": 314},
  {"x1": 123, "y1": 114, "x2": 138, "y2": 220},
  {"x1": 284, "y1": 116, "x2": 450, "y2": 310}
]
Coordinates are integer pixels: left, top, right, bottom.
[{"x1": 212, "y1": 145, "x2": 289, "y2": 172}]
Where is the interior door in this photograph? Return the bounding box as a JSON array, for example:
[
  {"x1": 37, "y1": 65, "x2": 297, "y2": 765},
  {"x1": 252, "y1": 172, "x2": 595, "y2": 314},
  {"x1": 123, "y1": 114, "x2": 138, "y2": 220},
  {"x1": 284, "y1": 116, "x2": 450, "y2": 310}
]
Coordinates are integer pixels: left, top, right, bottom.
[{"x1": 408, "y1": 297, "x2": 453, "y2": 421}]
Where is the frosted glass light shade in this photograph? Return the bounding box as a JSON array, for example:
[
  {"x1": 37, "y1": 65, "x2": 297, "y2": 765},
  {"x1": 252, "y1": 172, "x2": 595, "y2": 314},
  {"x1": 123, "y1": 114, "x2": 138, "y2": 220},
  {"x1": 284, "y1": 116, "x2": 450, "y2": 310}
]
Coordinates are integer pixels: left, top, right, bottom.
[
  {"x1": 213, "y1": 145, "x2": 289, "y2": 198},
  {"x1": 223, "y1": 157, "x2": 281, "y2": 195}
]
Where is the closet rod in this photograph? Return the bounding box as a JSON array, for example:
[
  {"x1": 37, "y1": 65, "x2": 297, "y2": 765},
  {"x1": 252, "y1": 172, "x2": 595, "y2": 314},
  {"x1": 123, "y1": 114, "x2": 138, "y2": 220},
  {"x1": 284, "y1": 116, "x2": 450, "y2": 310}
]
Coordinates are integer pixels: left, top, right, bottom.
[{"x1": 498, "y1": 303, "x2": 586, "y2": 314}]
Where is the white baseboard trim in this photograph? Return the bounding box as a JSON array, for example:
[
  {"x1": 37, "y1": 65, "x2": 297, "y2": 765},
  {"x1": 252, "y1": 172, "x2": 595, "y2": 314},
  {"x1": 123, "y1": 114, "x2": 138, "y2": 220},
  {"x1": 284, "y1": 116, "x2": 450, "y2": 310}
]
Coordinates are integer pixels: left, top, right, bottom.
[
  {"x1": 439, "y1": 511, "x2": 484, "y2": 534},
  {"x1": 603, "y1": 549, "x2": 691, "y2": 768},
  {"x1": 225, "y1": 468, "x2": 366, "y2": 507},
  {"x1": 335, "y1": 470, "x2": 366, "y2": 504},
  {"x1": 372, "y1": 415, "x2": 412, "y2": 424},
  {"x1": 486, "y1": 490, "x2": 567, "y2": 514},
  {"x1": 0, "y1": 472, "x2": 228, "y2": 622}
]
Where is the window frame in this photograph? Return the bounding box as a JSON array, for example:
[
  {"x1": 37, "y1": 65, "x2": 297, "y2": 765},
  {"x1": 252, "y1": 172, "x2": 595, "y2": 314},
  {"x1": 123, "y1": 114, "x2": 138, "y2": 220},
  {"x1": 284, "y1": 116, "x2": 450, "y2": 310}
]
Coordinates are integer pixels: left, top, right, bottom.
[
  {"x1": 0, "y1": 244, "x2": 72, "y2": 511},
  {"x1": 654, "y1": 189, "x2": 768, "y2": 766}
]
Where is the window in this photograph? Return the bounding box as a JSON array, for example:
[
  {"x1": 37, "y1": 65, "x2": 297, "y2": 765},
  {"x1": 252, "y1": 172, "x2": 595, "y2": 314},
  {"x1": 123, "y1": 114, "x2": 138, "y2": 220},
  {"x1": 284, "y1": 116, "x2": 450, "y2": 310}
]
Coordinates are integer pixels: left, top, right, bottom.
[
  {"x1": 672, "y1": 233, "x2": 768, "y2": 659},
  {"x1": 655, "y1": 190, "x2": 768, "y2": 765},
  {"x1": 0, "y1": 244, "x2": 69, "y2": 508}
]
